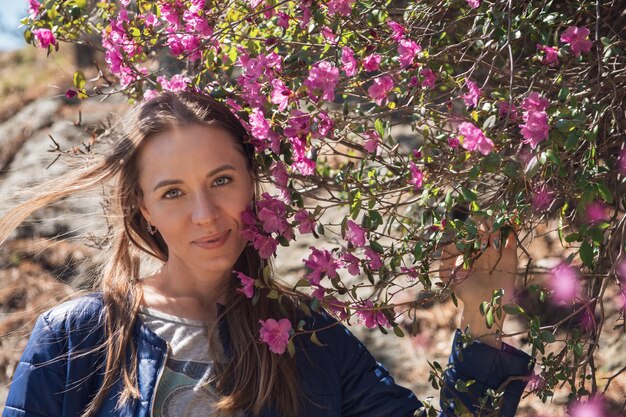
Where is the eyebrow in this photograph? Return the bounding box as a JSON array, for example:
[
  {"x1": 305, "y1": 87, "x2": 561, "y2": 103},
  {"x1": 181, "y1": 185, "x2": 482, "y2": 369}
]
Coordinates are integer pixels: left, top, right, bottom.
[{"x1": 152, "y1": 164, "x2": 237, "y2": 192}]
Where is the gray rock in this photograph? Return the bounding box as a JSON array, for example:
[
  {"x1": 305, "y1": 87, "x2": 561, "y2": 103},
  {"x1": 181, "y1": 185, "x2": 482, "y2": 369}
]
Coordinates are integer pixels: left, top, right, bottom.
[
  {"x1": 0, "y1": 120, "x2": 107, "y2": 240},
  {"x1": 0, "y1": 98, "x2": 61, "y2": 171}
]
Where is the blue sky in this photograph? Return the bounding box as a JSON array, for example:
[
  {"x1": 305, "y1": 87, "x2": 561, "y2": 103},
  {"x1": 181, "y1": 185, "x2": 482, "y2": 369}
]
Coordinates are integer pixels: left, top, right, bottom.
[{"x1": 0, "y1": 0, "x2": 28, "y2": 51}]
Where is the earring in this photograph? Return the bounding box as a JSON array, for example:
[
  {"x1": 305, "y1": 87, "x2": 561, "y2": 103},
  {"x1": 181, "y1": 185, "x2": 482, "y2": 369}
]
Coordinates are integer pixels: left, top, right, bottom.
[{"x1": 146, "y1": 221, "x2": 157, "y2": 235}]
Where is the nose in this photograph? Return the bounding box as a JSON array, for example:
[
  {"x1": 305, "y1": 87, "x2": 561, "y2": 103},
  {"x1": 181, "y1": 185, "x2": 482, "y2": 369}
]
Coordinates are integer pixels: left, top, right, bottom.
[{"x1": 190, "y1": 192, "x2": 220, "y2": 225}]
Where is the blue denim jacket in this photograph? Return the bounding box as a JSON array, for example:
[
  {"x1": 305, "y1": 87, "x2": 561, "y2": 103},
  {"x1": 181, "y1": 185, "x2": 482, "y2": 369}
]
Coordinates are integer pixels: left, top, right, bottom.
[{"x1": 2, "y1": 294, "x2": 532, "y2": 417}]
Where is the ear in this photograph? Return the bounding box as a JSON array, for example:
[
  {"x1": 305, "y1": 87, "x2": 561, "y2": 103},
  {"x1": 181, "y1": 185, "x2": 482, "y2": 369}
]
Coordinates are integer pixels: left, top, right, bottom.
[{"x1": 137, "y1": 194, "x2": 152, "y2": 224}]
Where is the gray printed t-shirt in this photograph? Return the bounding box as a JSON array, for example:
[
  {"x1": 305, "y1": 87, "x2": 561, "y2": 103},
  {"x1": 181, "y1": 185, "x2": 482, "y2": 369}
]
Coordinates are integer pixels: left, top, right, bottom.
[{"x1": 138, "y1": 307, "x2": 245, "y2": 417}]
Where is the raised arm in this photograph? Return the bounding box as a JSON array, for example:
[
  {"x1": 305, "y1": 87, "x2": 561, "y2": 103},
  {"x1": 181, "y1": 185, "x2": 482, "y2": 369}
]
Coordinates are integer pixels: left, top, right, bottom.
[{"x1": 437, "y1": 222, "x2": 534, "y2": 415}]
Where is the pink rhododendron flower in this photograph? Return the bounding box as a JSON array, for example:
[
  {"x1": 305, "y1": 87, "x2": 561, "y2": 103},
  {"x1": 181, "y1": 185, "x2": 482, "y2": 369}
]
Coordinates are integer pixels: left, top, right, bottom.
[
  {"x1": 271, "y1": 162, "x2": 290, "y2": 202},
  {"x1": 346, "y1": 220, "x2": 366, "y2": 247},
  {"x1": 400, "y1": 266, "x2": 419, "y2": 282},
  {"x1": 364, "y1": 247, "x2": 383, "y2": 270},
  {"x1": 363, "y1": 54, "x2": 381, "y2": 72},
  {"x1": 290, "y1": 137, "x2": 316, "y2": 176},
  {"x1": 249, "y1": 108, "x2": 272, "y2": 140},
  {"x1": 295, "y1": 209, "x2": 315, "y2": 234},
  {"x1": 314, "y1": 111, "x2": 334, "y2": 138},
  {"x1": 341, "y1": 47, "x2": 358, "y2": 77},
  {"x1": 27, "y1": 0, "x2": 42, "y2": 18},
  {"x1": 304, "y1": 61, "x2": 340, "y2": 102},
  {"x1": 247, "y1": 0, "x2": 264, "y2": 8},
  {"x1": 235, "y1": 271, "x2": 255, "y2": 298},
  {"x1": 521, "y1": 92, "x2": 550, "y2": 112},
  {"x1": 157, "y1": 74, "x2": 190, "y2": 92},
  {"x1": 408, "y1": 161, "x2": 423, "y2": 190},
  {"x1": 357, "y1": 300, "x2": 391, "y2": 329},
  {"x1": 497, "y1": 100, "x2": 519, "y2": 122},
  {"x1": 304, "y1": 247, "x2": 342, "y2": 284},
  {"x1": 342, "y1": 252, "x2": 361, "y2": 276},
  {"x1": 527, "y1": 374, "x2": 546, "y2": 392},
  {"x1": 585, "y1": 201, "x2": 609, "y2": 224},
  {"x1": 457, "y1": 122, "x2": 494, "y2": 155},
  {"x1": 461, "y1": 79, "x2": 481, "y2": 108},
  {"x1": 33, "y1": 28, "x2": 57, "y2": 48},
  {"x1": 420, "y1": 68, "x2": 436, "y2": 89},
  {"x1": 549, "y1": 263, "x2": 579, "y2": 303},
  {"x1": 397, "y1": 39, "x2": 421, "y2": 68},
  {"x1": 256, "y1": 193, "x2": 290, "y2": 234},
  {"x1": 560, "y1": 26, "x2": 593, "y2": 57},
  {"x1": 570, "y1": 397, "x2": 605, "y2": 417},
  {"x1": 448, "y1": 137, "x2": 460, "y2": 148},
  {"x1": 277, "y1": 12, "x2": 290, "y2": 29},
  {"x1": 326, "y1": 0, "x2": 355, "y2": 16},
  {"x1": 363, "y1": 131, "x2": 380, "y2": 154},
  {"x1": 387, "y1": 20, "x2": 405, "y2": 41},
  {"x1": 283, "y1": 110, "x2": 311, "y2": 139},
  {"x1": 184, "y1": 11, "x2": 213, "y2": 36},
  {"x1": 531, "y1": 184, "x2": 555, "y2": 211},
  {"x1": 160, "y1": 2, "x2": 181, "y2": 27},
  {"x1": 254, "y1": 234, "x2": 279, "y2": 259},
  {"x1": 321, "y1": 26, "x2": 337, "y2": 44},
  {"x1": 143, "y1": 13, "x2": 158, "y2": 27},
  {"x1": 466, "y1": 0, "x2": 480, "y2": 8},
  {"x1": 142, "y1": 89, "x2": 157, "y2": 101},
  {"x1": 520, "y1": 111, "x2": 550, "y2": 148},
  {"x1": 368, "y1": 75, "x2": 395, "y2": 105},
  {"x1": 270, "y1": 79, "x2": 292, "y2": 111},
  {"x1": 537, "y1": 44, "x2": 559, "y2": 66},
  {"x1": 259, "y1": 318, "x2": 292, "y2": 354}
]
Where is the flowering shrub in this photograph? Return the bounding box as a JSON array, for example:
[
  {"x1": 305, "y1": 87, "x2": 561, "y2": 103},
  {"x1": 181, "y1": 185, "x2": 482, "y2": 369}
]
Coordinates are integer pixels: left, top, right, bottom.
[{"x1": 23, "y1": 0, "x2": 625, "y2": 414}]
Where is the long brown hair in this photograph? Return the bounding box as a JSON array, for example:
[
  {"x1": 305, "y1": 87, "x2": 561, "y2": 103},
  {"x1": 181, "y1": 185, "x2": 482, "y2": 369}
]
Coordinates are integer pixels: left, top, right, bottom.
[{"x1": 0, "y1": 91, "x2": 301, "y2": 417}]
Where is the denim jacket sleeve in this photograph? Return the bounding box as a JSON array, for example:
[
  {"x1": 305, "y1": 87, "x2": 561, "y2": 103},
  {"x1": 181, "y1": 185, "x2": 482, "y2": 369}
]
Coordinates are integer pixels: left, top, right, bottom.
[
  {"x1": 2, "y1": 313, "x2": 66, "y2": 417},
  {"x1": 439, "y1": 330, "x2": 533, "y2": 416},
  {"x1": 312, "y1": 311, "x2": 533, "y2": 417},
  {"x1": 2, "y1": 296, "x2": 106, "y2": 417}
]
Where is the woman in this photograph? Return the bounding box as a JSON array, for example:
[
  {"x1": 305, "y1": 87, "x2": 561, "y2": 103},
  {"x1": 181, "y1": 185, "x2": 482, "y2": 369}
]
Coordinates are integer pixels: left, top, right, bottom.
[{"x1": 0, "y1": 91, "x2": 532, "y2": 417}]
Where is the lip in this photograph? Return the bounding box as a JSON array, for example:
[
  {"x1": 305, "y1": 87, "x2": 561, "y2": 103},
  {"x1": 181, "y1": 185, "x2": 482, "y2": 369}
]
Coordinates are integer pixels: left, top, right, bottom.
[{"x1": 192, "y1": 230, "x2": 231, "y2": 249}]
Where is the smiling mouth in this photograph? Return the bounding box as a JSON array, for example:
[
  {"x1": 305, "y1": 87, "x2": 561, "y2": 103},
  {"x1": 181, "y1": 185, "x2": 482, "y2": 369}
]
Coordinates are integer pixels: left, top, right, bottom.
[{"x1": 193, "y1": 230, "x2": 231, "y2": 249}]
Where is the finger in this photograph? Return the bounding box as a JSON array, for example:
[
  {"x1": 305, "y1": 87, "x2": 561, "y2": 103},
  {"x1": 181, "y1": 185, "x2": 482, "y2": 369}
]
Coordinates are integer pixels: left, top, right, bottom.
[{"x1": 503, "y1": 230, "x2": 517, "y2": 251}]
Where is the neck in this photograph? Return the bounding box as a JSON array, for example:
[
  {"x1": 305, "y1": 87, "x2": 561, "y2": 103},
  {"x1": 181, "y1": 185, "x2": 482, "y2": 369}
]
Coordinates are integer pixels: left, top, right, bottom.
[{"x1": 140, "y1": 255, "x2": 231, "y2": 321}]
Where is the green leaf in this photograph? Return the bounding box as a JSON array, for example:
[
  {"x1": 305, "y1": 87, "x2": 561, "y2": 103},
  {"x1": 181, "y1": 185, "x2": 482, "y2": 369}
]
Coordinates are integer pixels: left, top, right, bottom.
[
  {"x1": 374, "y1": 119, "x2": 384, "y2": 138},
  {"x1": 454, "y1": 380, "x2": 469, "y2": 393},
  {"x1": 369, "y1": 240, "x2": 384, "y2": 254},
  {"x1": 393, "y1": 325, "x2": 405, "y2": 337},
  {"x1": 541, "y1": 330, "x2": 556, "y2": 343},
  {"x1": 310, "y1": 331, "x2": 326, "y2": 346},
  {"x1": 482, "y1": 115, "x2": 496, "y2": 130},
  {"x1": 503, "y1": 304, "x2": 525, "y2": 315},
  {"x1": 573, "y1": 342, "x2": 584, "y2": 357},
  {"x1": 73, "y1": 70, "x2": 86, "y2": 89},
  {"x1": 286, "y1": 340, "x2": 295, "y2": 357},
  {"x1": 595, "y1": 183, "x2": 614, "y2": 204},
  {"x1": 459, "y1": 187, "x2": 477, "y2": 202},
  {"x1": 579, "y1": 241, "x2": 594, "y2": 268},
  {"x1": 485, "y1": 307, "x2": 494, "y2": 328}
]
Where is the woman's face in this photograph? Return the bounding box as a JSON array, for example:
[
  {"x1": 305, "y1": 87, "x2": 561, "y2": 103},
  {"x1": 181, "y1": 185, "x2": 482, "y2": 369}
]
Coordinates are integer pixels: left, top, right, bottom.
[{"x1": 137, "y1": 124, "x2": 254, "y2": 276}]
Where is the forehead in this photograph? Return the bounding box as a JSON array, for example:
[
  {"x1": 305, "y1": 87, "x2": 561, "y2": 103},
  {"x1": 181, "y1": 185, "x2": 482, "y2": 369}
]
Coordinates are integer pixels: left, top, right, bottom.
[{"x1": 137, "y1": 124, "x2": 248, "y2": 178}]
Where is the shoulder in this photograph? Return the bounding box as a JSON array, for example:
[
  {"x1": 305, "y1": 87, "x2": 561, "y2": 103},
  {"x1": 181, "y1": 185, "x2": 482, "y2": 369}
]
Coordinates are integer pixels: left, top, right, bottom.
[{"x1": 37, "y1": 292, "x2": 105, "y2": 337}]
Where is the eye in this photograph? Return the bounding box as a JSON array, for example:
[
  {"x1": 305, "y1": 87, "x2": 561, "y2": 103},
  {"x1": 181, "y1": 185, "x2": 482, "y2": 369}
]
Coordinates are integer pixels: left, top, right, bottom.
[
  {"x1": 162, "y1": 188, "x2": 183, "y2": 199},
  {"x1": 213, "y1": 176, "x2": 232, "y2": 187}
]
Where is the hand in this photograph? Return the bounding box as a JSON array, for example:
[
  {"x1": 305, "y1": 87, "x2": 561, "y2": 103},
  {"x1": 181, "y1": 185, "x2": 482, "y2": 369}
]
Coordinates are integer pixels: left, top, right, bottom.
[{"x1": 438, "y1": 220, "x2": 518, "y2": 347}]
